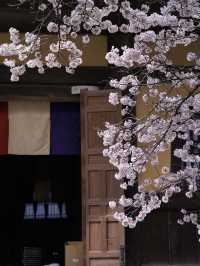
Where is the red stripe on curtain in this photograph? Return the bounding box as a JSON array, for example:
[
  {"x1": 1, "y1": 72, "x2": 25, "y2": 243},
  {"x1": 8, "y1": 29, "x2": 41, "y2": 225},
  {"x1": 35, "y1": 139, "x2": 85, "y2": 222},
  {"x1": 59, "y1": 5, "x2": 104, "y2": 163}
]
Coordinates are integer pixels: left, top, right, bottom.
[{"x1": 0, "y1": 103, "x2": 8, "y2": 154}]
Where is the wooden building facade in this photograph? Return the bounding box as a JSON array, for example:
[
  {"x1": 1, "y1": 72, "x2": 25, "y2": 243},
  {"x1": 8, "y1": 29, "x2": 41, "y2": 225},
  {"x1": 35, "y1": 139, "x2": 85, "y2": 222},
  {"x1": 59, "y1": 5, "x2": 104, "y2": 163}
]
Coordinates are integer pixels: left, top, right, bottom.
[
  {"x1": 0, "y1": 6, "x2": 124, "y2": 263},
  {"x1": 1, "y1": 4, "x2": 200, "y2": 266}
]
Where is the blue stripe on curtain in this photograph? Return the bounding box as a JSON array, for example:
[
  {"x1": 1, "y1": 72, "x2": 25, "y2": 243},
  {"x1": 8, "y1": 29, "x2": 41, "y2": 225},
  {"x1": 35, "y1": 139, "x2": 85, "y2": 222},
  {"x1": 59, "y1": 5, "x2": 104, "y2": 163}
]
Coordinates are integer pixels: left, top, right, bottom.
[{"x1": 50, "y1": 103, "x2": 80, "y2": 155}]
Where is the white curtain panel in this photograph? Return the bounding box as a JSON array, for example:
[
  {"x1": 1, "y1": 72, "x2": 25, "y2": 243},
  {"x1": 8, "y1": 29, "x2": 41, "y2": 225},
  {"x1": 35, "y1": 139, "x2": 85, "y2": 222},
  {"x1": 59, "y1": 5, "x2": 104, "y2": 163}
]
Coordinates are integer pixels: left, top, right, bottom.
[
  {"x1": 36, "y1": 202, "x2": 45, "y2": 219},
  {"x1": 8, "y1": 100, "x2": 50, "y2": 155},
  {"x1": 24, "y1": 203, "x2": 34, "y2": 219}
]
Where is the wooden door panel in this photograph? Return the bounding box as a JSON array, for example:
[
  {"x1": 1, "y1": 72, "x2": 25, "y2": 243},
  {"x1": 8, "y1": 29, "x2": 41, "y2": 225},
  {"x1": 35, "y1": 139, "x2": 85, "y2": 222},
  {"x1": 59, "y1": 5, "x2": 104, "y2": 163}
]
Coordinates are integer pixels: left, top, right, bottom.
[
  {"x1": 90, "y1": 259, "x2": 120, "y2": 266},
  {"x1": 88, "y1": 171, "x2": 106, "y2": 200},
  {"x1": 88, "y1": 154, "x2": 108, "y2": 165},
  {"x1": 107, "y1": 221, "x2": 123, "y2": 251},
  {"x1": 87, "y1": 111, "x2": 120, "y2": 149},
  {"x1": 81, "y1": 90, "x2": 124, "y2": 266},
  {"x1": 106, "y1": 171, "x2": 121, "y2": 200},
  {"x1": 89, "y1": 221, "x2": 103, "y2": 251},
  {"x1": 87, "y1": 95, "x2": 112, "y2": 107}
]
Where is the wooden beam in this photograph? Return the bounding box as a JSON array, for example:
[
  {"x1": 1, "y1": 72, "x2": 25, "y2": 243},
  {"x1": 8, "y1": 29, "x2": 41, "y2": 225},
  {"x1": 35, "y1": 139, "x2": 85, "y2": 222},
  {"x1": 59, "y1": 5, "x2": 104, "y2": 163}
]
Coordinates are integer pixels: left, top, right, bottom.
[
  {"x1": 0, "y1": 65, "x2": 113, "y2": 97},
  {"x1": 0, "y1": 65, "x2": 111, "y2": 85}
]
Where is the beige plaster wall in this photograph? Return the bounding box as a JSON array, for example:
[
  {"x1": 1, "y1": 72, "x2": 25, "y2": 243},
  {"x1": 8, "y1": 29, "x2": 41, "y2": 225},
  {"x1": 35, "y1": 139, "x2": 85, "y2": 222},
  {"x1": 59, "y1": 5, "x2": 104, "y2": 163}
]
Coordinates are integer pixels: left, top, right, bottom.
[{"x1": 0, "y1": 33, "x2": 107, "y2": 66}]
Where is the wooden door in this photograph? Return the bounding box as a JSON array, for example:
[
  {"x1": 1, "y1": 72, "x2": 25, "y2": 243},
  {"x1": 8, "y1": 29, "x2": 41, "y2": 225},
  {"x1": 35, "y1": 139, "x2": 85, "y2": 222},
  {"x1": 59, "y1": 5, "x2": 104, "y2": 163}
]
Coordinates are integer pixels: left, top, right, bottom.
[{"x1": 81, "y1": 90, "x2": 124, "y2": 266}]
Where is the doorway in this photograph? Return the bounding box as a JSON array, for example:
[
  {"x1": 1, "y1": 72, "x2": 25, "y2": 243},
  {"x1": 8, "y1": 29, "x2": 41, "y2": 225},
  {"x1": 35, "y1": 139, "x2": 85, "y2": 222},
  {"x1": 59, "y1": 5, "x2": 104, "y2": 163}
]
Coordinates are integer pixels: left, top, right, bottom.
[{"x1": 0, "y1": 155, "x2": 81, "y2": 265}]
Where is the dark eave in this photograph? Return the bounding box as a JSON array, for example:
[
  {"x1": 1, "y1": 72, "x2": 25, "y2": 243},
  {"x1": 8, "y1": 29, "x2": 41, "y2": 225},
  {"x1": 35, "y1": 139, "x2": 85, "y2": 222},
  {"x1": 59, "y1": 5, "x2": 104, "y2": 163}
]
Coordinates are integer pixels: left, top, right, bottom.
[
  {"x1": 0, "y1": 65, "x2": 111, "y2": 85},
  {"x1": 0, "y1": 65, "x2": 112, "y2": 98},
  {"x1": 0, "y1": 8, "x2": 36, "y2": 32}
]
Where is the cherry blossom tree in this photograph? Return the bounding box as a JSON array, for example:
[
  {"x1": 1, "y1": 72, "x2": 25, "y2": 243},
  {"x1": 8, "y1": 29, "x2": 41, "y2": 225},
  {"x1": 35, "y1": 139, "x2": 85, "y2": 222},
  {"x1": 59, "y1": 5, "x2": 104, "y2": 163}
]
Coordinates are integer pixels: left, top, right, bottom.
[{"x1": 1, "y1": 0, "x2": 200, "y2": 239}]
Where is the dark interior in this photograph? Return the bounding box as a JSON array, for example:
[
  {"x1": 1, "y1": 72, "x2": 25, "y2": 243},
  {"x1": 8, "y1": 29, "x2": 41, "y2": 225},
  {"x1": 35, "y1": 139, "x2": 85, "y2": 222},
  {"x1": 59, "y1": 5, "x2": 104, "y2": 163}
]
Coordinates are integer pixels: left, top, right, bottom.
[
  {"x1": 0, "y1": 155, "x2": 81, "y2": 266},
  {"x1": 126, "y1": 209, "x2": 200, "y2": 266}
]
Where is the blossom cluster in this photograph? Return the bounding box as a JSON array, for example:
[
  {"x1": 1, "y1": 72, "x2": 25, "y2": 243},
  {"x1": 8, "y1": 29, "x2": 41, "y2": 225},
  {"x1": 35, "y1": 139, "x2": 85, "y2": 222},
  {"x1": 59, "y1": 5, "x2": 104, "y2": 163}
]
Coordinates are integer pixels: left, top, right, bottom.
[
  {"x1": 178, "y1": 209, "x2": 200, "y2": 242},
  {"x1": 1, "y1": 0, "x2": 200, "y2": 236},
  {"x1": 98, "y1": 0, "x2": 200, "y2": 231},
  {"x1": 0, "y1": 26, "x2": 83, "y2": 80}
]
